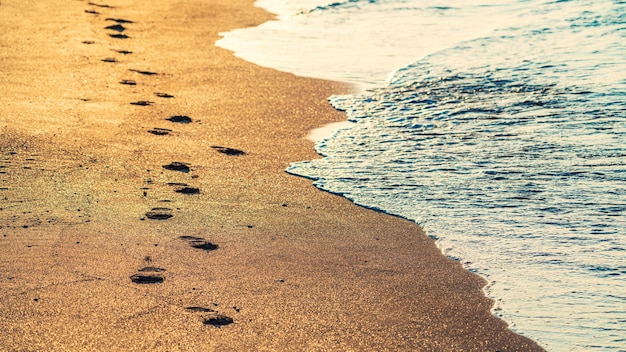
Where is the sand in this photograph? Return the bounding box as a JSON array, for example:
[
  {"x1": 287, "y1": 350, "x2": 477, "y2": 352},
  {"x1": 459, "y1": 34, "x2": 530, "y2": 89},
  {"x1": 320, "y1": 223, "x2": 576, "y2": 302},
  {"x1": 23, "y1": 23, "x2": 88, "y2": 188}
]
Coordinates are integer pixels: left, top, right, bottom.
[{"x1": 0, "y1": 0, "x2": 544, "y2": 350}]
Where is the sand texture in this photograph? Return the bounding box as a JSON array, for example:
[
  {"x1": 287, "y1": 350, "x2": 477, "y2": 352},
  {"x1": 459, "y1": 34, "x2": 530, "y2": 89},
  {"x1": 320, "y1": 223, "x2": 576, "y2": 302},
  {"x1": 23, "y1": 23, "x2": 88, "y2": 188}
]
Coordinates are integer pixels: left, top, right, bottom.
[{"x1": 0, "y1": 0, "x2": 544, "y2": 350}]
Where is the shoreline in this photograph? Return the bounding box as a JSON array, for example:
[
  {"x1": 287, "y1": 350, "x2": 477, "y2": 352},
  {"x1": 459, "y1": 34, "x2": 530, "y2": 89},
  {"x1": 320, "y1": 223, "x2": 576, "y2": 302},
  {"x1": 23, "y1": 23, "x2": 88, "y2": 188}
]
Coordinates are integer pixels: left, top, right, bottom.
[{"x1": 0, "y1": 0, "x2": 544, "y2": 350}]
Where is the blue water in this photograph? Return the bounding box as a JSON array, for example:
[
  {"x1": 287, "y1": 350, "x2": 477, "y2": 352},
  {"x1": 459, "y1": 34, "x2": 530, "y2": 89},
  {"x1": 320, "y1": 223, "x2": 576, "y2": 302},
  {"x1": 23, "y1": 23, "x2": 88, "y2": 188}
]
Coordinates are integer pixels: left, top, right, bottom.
[{"x1": 218, "y1": 1, "x2": 626, "y2": 350}]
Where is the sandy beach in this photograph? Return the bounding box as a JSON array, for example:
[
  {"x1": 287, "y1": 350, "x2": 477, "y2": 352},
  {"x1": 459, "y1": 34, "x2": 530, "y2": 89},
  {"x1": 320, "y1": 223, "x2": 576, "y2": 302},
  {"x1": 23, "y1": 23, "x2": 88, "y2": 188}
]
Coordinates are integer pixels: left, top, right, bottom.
[{"x1": 0, "y1": 0, "x2": 544, "y2": 350}]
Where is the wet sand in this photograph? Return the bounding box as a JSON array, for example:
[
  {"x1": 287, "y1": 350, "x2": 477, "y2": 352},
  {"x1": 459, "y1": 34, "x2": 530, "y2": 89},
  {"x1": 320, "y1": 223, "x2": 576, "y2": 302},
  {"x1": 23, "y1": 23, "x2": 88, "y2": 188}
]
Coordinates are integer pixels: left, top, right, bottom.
[{"x1": 0, "y1": 0, "x2": 544, "y2": 350}]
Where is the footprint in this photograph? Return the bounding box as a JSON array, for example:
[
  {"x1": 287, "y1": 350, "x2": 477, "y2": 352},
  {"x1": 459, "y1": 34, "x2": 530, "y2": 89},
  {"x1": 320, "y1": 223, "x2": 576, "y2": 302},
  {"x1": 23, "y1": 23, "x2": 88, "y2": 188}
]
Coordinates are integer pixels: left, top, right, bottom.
[
  {"x1": 203, "y1": 315, "x2": 234, "y2": 328},
  {"x1": 109, "y1": 33, "x2": 129, "y2": 39},
  {"x1": 166, "y1": 115, "x2": 192, "y2": 124},
  {"x1": 119, "y1": 79, "x2": 136, "y2": 85},
  {"x1": 130, "y1": 101, "x2": 153, "y2": 106},
  {"x1": 145, "y1": 207, "x2": 173, "y2": 220},
  {"x1": 105, "y1": 24, "x2": 126, "y2": 32},
  {"x1": 186, "y1": 306, "x2": 216, "y2": 313},
  {"x1": 185, "y1": 303, "x2": 235, "y2": 327},
  {"x1": 101, "y1": 58, "x2": 118, "y2": 63},
  {"x1": 138, "y1": 266, "x2": 166, "y2": 273},
  {"x1": 179, "y1": 236, "x2": 218, "y2": 252},
  {"x1": 129, "y1": 69, "x2": 158, "y2": 76},
  {"x1": 112, "y1": 49, "x2": 133, "y2": 55},
  {"x1": 211, "y1": 146, "x2": 246, "y2": 156},
  {"x1": 175, "y1": 187, "x2": 200, "y2": 195},
  {"x1": 162, "y1": 162, "x2": 190, "y2": 173},
  {"x1": 130, "y1": 274, "x2": 164, "y2": 284},
  {"x1": 155, "y1": 92, "x2": 174, "y2": 98},
  {"x1": 147, "y1": 128, "x2": 172, "y2": 136},
  {"x1": 88, "y1": 2, "x2": 114, "y2": 8},
  {"x1": 106, "y1": 18, "x2": 135, "y2": 24}
]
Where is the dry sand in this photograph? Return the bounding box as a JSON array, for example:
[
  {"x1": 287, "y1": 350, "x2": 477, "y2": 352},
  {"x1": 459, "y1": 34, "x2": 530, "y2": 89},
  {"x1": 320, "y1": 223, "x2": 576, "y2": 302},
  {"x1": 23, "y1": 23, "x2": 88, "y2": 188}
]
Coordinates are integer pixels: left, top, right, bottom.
[{"x1": 0, "y1": 0, "x2": 544, "y2": 350}]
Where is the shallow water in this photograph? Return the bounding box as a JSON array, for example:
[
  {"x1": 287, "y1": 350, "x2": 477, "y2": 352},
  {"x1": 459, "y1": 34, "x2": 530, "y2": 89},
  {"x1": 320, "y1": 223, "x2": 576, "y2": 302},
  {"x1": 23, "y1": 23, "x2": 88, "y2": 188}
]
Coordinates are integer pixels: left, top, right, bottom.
[
  {"x1": 219, "y1": 1, "x2": 626, "y2": 350},
  {"x1": 219, "y1": 0, "x2": 519, "y2": 90}
]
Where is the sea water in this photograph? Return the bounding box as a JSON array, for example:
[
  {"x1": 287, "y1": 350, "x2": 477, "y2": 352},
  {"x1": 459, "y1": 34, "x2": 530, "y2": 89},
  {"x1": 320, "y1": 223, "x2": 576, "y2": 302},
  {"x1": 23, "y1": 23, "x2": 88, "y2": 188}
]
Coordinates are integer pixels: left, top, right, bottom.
[{"x1": 217, "y1": 1, "x2": 626, "y2": 350}]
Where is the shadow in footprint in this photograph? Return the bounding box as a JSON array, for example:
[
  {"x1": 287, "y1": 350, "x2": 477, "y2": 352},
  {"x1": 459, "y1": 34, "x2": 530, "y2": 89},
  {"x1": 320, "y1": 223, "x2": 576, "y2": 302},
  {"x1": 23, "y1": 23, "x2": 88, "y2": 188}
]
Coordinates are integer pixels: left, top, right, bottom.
[
  {"x1": 162, "y1": 162, "x2": 190, "y2": 173},
  {"x1": 102, "y1": 58, "x2": 118, "y2": 63},
  {"x1": 175, "y1": 187, "x2": 200, "y2": 195},
  {"x1": 203, "y1": 315, "x2": 234, "y2": 328},
  {"x1": 105, "y1": 24, "x2": 126, "y2": 32},
  {"x1": 129, "y1": 69, "x2": 158, "y2": 76},
  {"x1": 148, "y1": 128, "x2": 172, "y2": 136},
  {"x1": 130, "y1": 274, "x2": 164, "y2": 284},
  {"x1": 180, "y1": 236, "x2": 218, "y2": 252},
  {"x1": 112, "y1": 49, "x2": 133, "y2": 55},
  {"x1": 82, "y1": 40, "x2": 95, "y2": 45},
  {"x1": 130, "y1": 101, "x2": 153, "y2": 106},
  {"x1": 85, "y1": 9, "x2": 99, "y2": 14},
  {"x1": 211, "y1": 146, "x2": 246, "y2": 156},
  {"x1": 155, "y1": 92, "x2": 174, "y2": 98},
  {"x1": 166, "y1": 115, "x2": 192, "y2": 124},
  {"x1": 109, "y1": 33, "x2": 129, "y2": 39},
  {"x1": 106, "y1": 18, "x2": 135, "y2": 24},
  {"x1": 120, "y1": 79, "x2": 136, "y2": 85}
]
